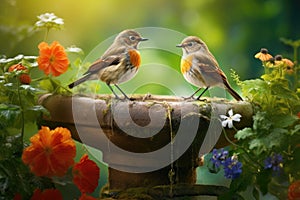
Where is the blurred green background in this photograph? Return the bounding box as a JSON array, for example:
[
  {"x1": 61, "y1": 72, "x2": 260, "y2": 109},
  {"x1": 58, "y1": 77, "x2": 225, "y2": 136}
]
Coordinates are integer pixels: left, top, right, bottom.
[
  {"x1": 1, "y1": 0, "x2": 299, "y2": 199},
  {"x1": 1, "y1": 0, "x2": 299, "y2": 81}
]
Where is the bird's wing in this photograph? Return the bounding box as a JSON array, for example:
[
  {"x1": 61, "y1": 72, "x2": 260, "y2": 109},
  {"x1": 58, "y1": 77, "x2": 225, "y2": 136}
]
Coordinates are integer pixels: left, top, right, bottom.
[
  {"x1": 83, "y1": 55, "x2": 121, "y2": 75},
  {"x1": 194, "y1": 54, "x2": 228, "y2": 85}
]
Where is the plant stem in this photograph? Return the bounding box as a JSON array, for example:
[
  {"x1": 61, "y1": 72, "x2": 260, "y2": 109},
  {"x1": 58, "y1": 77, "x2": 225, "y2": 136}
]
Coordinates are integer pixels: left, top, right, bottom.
[
  {"x1": 17, "y1": 78, "x2": 24, "y2": 146},
  {"x1": 293, "y1": 45, "x2": 299, "y2": 91},
  {"x1": 49, "y1": 76, "x2": 72, "y2": 94},
  {"x1": 223, "y1": 128, "x2": 263, "y2": 169},
  {"x1": 44, "y1": 28, "x2": 50, "y2": 41}
]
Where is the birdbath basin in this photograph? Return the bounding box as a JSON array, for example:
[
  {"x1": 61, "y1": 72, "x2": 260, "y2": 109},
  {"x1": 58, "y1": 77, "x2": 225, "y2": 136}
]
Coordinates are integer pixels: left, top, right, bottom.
[{"x1": 38, "y1": 94, "x2": 252, "y2": 199}]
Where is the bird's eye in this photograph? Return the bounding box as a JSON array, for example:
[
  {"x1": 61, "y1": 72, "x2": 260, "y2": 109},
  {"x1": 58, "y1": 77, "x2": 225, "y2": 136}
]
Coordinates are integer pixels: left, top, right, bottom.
[
  {"x1": 187, "y1": 42, "x2": 193, "y2": 47},
  {"x1": 129, "y1": 36, "x2": 136, "y2": 41}
]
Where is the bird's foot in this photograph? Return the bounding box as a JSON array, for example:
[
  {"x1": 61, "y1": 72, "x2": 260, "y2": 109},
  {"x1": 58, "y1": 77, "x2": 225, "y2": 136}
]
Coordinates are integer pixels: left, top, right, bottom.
[{"x1": 182, "y1": 95, "x2": 196, "y2": 101}]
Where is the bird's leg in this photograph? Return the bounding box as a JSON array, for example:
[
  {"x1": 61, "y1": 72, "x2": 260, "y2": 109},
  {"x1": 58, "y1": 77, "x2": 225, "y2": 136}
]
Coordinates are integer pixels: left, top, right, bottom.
[
  {"x1": 114, "y1": 84, "x2": 130, "y2": 100},
  {"x1": 183, "y1": 87, "x2": 202, "y2": 100},
  {"x1": 107, "y1": 84, "x2": 121, "y2": 99},
  {"x1": 196, "y1": 86, "x2": 209, "y2": 100}
]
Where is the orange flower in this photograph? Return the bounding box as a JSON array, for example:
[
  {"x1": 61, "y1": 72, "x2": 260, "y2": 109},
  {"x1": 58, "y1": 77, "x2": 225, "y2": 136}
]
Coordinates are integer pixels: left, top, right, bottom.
[
  {"x1": 31, "y1": 189, "x2": 63, "y2": 200},
  {"x1": 73, "y1": 154, "x2": 100, "y2": 193},
  {"x1": 8, "y1": 63, "x2": 31, "y2": 84},
  {"x1": 22, "y1": 126, "x2": 76, "y2": 177},
  {"x1": 19, "y1": 74, "x2": 31, "y2": 84},
  {"x1": 37, "y1": 41, "x2": 69, "y2": 76},
  {"x1": 283, "y1": 58, "x2": 294, "y2": 67},
  {"x1": 284, "y1": 65, "x2": 294, "y2": 75},
  {"x1": 288, "y1": 180, "x2": 300, "y2": 200},
  {"x1": 79, "y1": 193, "x2": 98, "y2": 200},
  {"x1": 254, "y1": 48, "x2": 273, "y2": 62},
  {"x1": 8, "y1": 63, "x2": 27, "y2": 72}
]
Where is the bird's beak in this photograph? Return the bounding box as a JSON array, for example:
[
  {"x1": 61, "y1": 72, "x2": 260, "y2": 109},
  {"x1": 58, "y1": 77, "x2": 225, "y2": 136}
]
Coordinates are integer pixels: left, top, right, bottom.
[
  {"x1": 140, "y1": 37, "x2": 148, "y2": 41},
  {"x1": 176, "y1": 44, "x2": 183, "y2": 48}
]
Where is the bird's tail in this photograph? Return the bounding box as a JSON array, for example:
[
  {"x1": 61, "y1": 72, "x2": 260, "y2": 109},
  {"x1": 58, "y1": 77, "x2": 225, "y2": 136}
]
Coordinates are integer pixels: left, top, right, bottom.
[
  {"x1": 68, "y1": 75, "x2": 90, "y2": 89},
  {"x1": 224, "y1": 82, "x2": 243, "y2": 101}
]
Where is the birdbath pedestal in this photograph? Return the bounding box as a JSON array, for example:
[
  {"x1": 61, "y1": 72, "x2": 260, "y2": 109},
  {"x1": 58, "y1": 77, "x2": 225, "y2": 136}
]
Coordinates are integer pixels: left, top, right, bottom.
[{"x1": 38, "y1": 94, "x2": 252, "y2": 199}]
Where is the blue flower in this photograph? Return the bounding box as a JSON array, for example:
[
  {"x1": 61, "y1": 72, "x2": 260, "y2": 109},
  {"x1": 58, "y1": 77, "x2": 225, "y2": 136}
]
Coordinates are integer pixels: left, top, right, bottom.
[
  {"x1": 264, "y1": 153, "x2": 283, "y2": 173},
  {"x1": 209, "y1": 149, "x2": 242, "y2": 179},
  {"x1": 210, "y1": 148, "x2": 229, "y2": 168},
  {"x1": 223, "y1": 155, "x2": 243, "y2": 179}
]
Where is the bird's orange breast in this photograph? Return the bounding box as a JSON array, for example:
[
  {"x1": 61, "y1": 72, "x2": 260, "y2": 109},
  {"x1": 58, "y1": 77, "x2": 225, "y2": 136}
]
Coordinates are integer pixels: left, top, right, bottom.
[
  {"x1": 181, "y1": 55, "x2": 193, "y2": 74},
  {"x1": 128, "y1": 49, "x2": 141, "y2": 68}
]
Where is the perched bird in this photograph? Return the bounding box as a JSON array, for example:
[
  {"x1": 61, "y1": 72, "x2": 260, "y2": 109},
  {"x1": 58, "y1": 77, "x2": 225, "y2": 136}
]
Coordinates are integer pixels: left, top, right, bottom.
[
  {"x1": 68, "y1": 29, "x2": 148, "y2": 99},
  {"x1": 176, "y1": 36, "x2": 243, "y2": 101}
]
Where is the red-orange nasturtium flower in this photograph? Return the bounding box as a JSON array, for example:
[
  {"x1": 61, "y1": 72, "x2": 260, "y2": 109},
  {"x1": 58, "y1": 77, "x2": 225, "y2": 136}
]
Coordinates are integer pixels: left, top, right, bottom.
[
  {"x1": 19, "y1": 74, "x2": 31, "y2": 84},
  {"x1": 72, "y1": 154, "x2": 100, "y2": 193},
  {"x1": 288, "y1": 180, "x2": 300, "y2": 200},
  {"x1": 31, "y1": 189, "x2": 63, "y2": 200},
  {"x1": 8, "y1": 63, "x2": 31, "y2": 84},
  {"x1": 37, "y1": 41, "x2": 69, "y2": 76},
  {"x1": 8, "y1": 63, "x2": 27, "y2": 72},
  {"x1": 79, "y1": 193, "x2": 98, "y2": 200},
  {"x1": 22, "y1": 126, "x2": 76, "y2": 177}
]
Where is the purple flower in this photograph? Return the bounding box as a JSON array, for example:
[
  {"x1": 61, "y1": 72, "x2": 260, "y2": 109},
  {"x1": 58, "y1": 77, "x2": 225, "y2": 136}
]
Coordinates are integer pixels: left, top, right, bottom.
[
  {"x1": 209, "y1": 149, "x2": 243, "y2": 179},
  {"x1": 210, "y1": 148, "x2": 229, "y2": 168},
  {"x1": 264, "y1": 153, "x2": 283, "y2": 173},
  {"x1": 223, "y1": 155, "x2": 243, "y2": 179}
]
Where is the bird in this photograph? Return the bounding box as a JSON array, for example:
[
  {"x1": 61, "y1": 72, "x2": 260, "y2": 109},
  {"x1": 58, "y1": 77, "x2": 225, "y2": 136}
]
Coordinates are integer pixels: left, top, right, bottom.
[
  {"x1": 68, "y1": 29, "x2": 148, "y2": 100},
  {"x1": 176, "y1": 36, "x2": 243, "y2": 101}
]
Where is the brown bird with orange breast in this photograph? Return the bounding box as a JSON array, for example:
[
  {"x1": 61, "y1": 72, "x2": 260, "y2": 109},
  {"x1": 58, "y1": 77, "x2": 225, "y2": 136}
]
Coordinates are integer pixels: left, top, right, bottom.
[
  {"x1": 68, "y1": 29, "x2": 148, "y2": 100},
  {"x1": 176, "y1": 36, "x2": 243, "y2": 101}
]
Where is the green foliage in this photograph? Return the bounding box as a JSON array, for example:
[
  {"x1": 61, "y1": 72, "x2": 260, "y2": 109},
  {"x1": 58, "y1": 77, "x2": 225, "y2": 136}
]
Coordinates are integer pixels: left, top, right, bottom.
[
  {"x1": 0, "y1": 12, "x2": 93, "y2": 198},
  {"x1": 0, "y1": 57, "x2": 46, "y2": 130},
  {"x1": 229, "y1": 39, "x2": 300, "y2": 199},
  {"x1": 0, "y1": 133, "x2": 54, "y2": 199},
  {"x1": 0, "y1": 55, "x2": 53, "y2": 198}
]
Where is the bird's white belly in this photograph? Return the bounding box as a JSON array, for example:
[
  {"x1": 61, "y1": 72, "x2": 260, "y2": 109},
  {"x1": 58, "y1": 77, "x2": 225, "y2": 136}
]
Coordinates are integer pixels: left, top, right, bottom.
[
  {"x1": 183, "y1": 71, "x2": 206, "y2": 88},
  {"x1": 116, "y1": 67, "x2": 138, "y2": 84}
]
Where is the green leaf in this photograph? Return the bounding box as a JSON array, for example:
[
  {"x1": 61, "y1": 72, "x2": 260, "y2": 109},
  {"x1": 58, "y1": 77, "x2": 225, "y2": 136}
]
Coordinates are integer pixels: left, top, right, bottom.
[
  {"x1": 270, "y1": 82, "x2": 298, "y2": 100},
  {"x1": 249, "y1": 138, "x2": 266, "y2": 154},
  {"x1": 0, "y1": 104, "x2": 21, "y2": 128},
  {"x1": 252, "y1": 187, "x2": 260, "y2": 200},
  {"x1": 266, "y1": 128, "x2": 286, "y2": 149},
  {"x1": 256, "y1": 170, "x2": 271, "y2": 195},
  {"x1": 290, "y1": 124, "x2": 300, "y2": 135},
  {"x1": 0, "y1": 54, "x2": 24, "y2": 64},
  {"x1": 241, "y1": 79, "x2": 269, "y2": 101},
  {"x1": 39, "y1": 78, "x2": 54, "y2": 92},
  {"x1": 280, "y1": 38, "x2": 300, "y2": 48},
  {"x1": 26, "y1": 105, "x2": 45, "y2": 112},
  {"x1": 249, "y1": 128, "x2": 285, "y2": 154},
  {"x1": 235, "y1": 128, "x2": 255, "y2": 140},
  {"x1": 20, "y1": 84, "x2": 39, "y2": 93},
  {"x1": 271, "y1": 114, "x2": 298, "y2": 128},
  {"x1": 230, "y1": 171, "x2": 253, "y2": 192},
  {"x1": 253, "y1": 111, "x2": 272, "y2": 133}
]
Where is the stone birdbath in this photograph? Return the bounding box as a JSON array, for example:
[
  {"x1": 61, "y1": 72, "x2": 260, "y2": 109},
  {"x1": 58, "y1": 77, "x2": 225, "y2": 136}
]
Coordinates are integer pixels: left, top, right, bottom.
[{"x1": 38, "y1": 94, "x2": 252, "y2": 199}]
